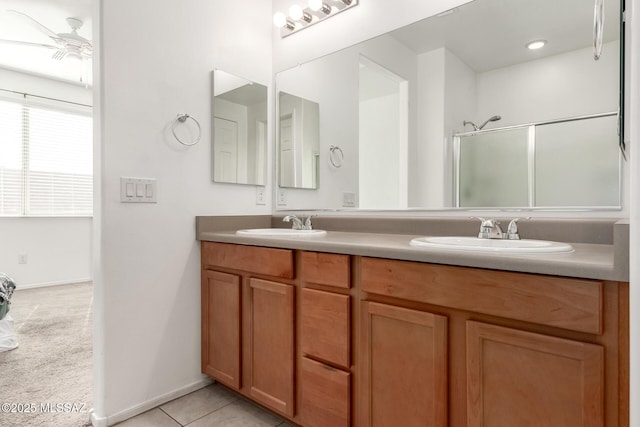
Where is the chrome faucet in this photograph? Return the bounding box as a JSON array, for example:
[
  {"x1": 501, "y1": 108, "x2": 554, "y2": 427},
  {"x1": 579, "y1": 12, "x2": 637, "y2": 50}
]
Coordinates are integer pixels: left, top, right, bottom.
[
  {"x1": 475, "y1": 217, "x2": 529, "y2": 240},
  {"x1": 477, "y1": 218, "x2": 504, "y2": 239},
  {"x1": 283, "y1": 214, "x2": 315, "y2": 230}
]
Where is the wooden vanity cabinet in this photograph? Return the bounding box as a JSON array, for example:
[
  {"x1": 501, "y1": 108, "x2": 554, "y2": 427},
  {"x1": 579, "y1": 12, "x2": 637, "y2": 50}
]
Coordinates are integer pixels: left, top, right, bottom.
[
  {"x1": 359, "y1": 256, "x2": 628, "y2": 427},
  {"x1": 201, "y1": 242, "x2": 296, "y2": 417},
  {"x1": 201, "y1": 242, "x2": 628, "y2": 427}
]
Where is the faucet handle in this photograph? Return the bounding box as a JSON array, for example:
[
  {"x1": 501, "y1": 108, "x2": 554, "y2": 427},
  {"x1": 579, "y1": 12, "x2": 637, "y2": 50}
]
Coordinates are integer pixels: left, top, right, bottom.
[
  {"x1": 472, "y1": 217, "x2": 498, "y2": 227},
  {"x1": 303, "y1": 214, "x2": 316, "y2": 230},
  {"x1": 471, "y1": 217, "x2": 503, "y2": 239},
  {"x1": 282, "y1": 215, "x2": 303, "y2": 230},
  {"x1": 505, "y1": 217, "x2": 531, "y2": 240}
]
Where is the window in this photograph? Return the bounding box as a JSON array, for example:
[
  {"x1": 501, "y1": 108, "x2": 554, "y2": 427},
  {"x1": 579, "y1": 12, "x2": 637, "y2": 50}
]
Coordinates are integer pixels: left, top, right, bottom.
[{"x1": 0, "y1": 97, "x2": 92, "y2": 216}]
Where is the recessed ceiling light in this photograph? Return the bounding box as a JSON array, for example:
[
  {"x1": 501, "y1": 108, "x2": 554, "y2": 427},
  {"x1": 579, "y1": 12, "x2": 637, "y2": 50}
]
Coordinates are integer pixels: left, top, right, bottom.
[{"x1": 526, "y1": 40, "x2": 547, "y2": 50}]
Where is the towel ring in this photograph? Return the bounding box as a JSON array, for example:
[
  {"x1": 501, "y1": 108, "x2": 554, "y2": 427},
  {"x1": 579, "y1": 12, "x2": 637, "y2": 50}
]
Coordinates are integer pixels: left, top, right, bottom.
[
  {"x1": 329, "y1": 145, "x2": 344, "y2": 168},
  {"x1": 172, "y1": 113, "x2": 201, "y2": 146}
]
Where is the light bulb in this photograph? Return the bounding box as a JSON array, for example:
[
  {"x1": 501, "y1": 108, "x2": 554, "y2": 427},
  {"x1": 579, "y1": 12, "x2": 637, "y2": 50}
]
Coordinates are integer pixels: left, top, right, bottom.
[
  {"x1": 289, "y1": 4, "x2": 304, "y2": 21},
  {"x1": 273, "y1": 12, "x2": 287, "y2": 28},
  {"x1": 308, "y1": 0, "x2": 323, "y2": 11}
]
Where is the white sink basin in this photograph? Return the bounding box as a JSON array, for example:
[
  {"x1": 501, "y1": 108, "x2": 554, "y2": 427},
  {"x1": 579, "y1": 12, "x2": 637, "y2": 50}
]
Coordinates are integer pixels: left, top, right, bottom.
[
  {"x1": 236, "y1": 228, "x2": 327, "y2": 237},
  {"x1": 410, "y1": 236, "x2": 573, "y2": 254}
]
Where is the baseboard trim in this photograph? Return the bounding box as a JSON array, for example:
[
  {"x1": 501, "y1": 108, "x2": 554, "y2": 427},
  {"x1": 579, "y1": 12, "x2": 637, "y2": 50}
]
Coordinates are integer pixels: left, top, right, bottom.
[
  {"x1": 91, "y1": 377, "x2": 214, "y2": 427},
  {"x1": 14, "y1": 278, "x2": 92, "y2": 291}
]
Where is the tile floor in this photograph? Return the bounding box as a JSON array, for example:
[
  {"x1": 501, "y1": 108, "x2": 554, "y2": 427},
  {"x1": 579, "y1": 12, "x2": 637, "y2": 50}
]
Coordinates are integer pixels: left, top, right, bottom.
[{"x1": 114, "y1": 383, "x2": 294, "y2": 427}]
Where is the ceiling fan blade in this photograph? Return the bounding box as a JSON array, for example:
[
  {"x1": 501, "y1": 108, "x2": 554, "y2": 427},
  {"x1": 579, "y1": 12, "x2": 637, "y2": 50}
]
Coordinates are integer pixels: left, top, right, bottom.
[
  {"x1": 0, "y1": 38, "x2": 58, "y2": 50},
  {"x1": 6, "y1": 10, "x2": 62, "y2": 40}
]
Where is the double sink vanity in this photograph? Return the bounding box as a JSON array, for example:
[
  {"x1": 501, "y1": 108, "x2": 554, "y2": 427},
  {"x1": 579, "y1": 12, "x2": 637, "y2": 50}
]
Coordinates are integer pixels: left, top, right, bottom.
[{"x1": 196, "y1": 214, "x2": 629, "y2": 427}]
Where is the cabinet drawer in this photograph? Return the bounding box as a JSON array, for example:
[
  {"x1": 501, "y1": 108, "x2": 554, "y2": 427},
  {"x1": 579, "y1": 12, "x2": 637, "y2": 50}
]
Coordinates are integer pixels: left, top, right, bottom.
[
  {"x1": 301, "y1": 288, "x2": 350, "y2": 369},
  {"x1": 301, "y1": 251, "x2": 350, "y2": 289},
  {"x1": 202, "y1": 242, "x2": 294, "y2": 279},
  {"x1": 301, "y1": 357, "x2": 350, "y2": 427},
  {"x1": 361, "y1": 257, "x2": 603, "y2": 334}
]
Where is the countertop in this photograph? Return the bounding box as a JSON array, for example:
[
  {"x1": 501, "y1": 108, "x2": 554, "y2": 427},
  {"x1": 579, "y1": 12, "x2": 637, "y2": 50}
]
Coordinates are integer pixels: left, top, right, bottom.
[{"x1": 197, "y1": 215, "x2": 629, "y2": 282}]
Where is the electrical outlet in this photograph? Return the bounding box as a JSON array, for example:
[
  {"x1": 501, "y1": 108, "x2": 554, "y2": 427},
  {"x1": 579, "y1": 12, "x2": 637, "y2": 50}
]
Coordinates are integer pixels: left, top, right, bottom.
[
  {"x1": 342, "y1": 192, "x2": 356, "y2": 207},
  {"x1": 255, "y1": 187, "x2": 267, "y2": 205},
  {"x1": 18, "y1": 252, "x2": 27, "y2": 264},
  {"x1": 277, "y1": 189, "x2": 287, "y2": 206}
]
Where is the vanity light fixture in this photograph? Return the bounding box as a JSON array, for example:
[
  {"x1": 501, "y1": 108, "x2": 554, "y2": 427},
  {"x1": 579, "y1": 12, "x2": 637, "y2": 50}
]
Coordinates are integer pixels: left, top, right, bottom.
[
  {"x1": 526, "y1": 40, "x2": 547, "y2": 50},
  {"x1": 273, "y1": 11, "x2": 295, "y2": 30},
  {"x1": 309, "y1": 0, "x2": 332, "y2": 14},
  {"x1": 274, "y1": 0, "x2": 359, "y2": 38}
]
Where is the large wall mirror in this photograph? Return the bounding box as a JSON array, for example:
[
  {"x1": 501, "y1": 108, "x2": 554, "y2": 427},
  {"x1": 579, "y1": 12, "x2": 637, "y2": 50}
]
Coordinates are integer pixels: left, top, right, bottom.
[
  {"x1": 275, "y1": 0, "x2": 624, "y2": 210},
  {"x1": 212, "y1": 69, "x2": 267, "y2": 185}
]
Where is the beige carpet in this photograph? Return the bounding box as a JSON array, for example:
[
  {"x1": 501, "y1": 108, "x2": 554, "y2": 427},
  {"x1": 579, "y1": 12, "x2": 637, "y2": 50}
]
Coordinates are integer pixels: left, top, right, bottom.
[{"x1": 0, "y1": 282, "x2": 93, "y2": 427}]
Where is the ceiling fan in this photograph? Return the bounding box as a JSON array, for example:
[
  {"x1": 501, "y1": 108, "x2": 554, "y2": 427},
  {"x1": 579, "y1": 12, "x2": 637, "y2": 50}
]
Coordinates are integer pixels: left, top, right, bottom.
[{"x1": 0, "y1": 10, "x2": 92, "y2": 61}]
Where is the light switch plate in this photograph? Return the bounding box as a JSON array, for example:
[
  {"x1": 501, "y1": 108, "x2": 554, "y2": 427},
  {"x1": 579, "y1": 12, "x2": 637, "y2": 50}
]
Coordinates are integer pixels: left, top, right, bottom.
[{"x1": 120, "y1": 177, "x2": 157, "y2": 203}]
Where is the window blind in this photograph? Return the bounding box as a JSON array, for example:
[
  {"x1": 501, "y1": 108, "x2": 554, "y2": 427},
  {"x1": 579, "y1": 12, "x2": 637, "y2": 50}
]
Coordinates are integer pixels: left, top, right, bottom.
[{"x1": 0, "y1": 98, "x2": 93, "y2": 216}]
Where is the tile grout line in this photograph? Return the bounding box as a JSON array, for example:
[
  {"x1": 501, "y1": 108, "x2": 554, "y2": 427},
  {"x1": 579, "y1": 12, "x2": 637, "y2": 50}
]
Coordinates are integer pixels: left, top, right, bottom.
[
  {"x1": 158, "y1": 407, "x2": 183, "y2": 426},
  {"x1": 167, "y1": 397, "x2": 239, "y2": 427}
]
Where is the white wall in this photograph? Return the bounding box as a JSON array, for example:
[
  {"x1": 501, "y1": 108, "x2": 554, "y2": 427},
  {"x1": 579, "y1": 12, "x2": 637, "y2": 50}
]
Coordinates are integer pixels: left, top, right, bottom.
[
  {"x1": 0, "y1": 218, "x2": 92, "y2": 288},
  {"x1": 628, "y1": 0, "x2": 639, "y2": 425},
  {"x1": 359, "y1": 92, "x2": 402, "y2": 209},
  {"x1": 0, "y1": 68, "x2": 92, "y2": 288},
  {"x1": 94, "y1": 0, "x2": 272, "y2": 424},
  {"x1": 414, "y1": 48, "x2": 476, "y2": 208}
]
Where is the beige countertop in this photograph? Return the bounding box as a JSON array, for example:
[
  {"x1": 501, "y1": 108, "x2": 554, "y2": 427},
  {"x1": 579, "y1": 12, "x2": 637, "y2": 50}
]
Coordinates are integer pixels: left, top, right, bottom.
[{"x1": 197, "y1": 222, "x2": 627, "y2": 281}]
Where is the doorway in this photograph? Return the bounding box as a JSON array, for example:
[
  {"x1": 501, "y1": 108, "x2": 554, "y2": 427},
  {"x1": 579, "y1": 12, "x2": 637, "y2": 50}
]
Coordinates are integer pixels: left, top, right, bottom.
[{"x1": 358, "y1": 56, "x2": 409, "y2": 209}]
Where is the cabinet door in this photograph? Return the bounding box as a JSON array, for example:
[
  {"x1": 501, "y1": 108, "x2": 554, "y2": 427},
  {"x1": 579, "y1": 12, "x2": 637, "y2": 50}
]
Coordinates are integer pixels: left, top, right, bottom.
[
  {"x1": 202, "y1": 270, "x2": 241, "y2": 389},
  {"x1": 248, "y1": 278, "x2": 295, "y2": 417},
  {"x1": 467, "y1": 321, "x2": 604, "y2": 427},
  {"x1": 360, "y1": 302, "x2": 448, "y2": 427}
]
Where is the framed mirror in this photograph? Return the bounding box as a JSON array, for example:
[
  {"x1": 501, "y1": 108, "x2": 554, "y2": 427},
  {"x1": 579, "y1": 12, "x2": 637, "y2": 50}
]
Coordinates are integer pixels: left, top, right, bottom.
[
  {"x1": 212, "y1": 69, "x2": 267, "y2": 185},
  {"x1": 274, "y1": 0, "x2": 624, "y2": 210},
  {"x1": 277, "y1": 91, "x2": 320, "y2": 189}
]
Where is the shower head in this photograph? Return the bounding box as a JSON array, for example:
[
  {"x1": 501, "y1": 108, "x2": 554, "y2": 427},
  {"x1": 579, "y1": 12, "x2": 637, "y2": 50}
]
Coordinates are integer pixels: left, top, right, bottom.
[{"x1": 478, "y1": 115, "x2": 501, "y2": 130}]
